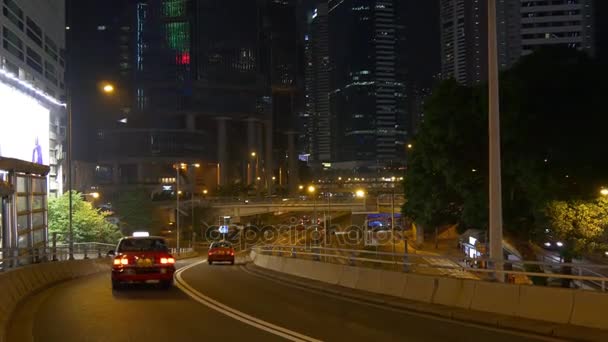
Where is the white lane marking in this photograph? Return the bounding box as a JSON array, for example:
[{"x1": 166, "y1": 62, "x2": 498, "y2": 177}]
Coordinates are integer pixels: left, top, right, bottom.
[{"x1": 175, "y1": 259, "x2": 323, "y2": 342}]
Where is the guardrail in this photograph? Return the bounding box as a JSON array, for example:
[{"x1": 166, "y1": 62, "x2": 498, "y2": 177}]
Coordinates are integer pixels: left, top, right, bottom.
[
  {"x1": 0, "y1": 242, "x2": 114, "y2": 272},
  {"x1": 253, "y1": 245, "x2": 608, "y2": 291}
]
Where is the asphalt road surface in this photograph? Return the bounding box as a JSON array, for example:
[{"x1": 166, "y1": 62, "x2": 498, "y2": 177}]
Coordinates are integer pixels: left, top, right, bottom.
[{"x1": 8, "y1": 257, "x2": 560, "y2": 342}]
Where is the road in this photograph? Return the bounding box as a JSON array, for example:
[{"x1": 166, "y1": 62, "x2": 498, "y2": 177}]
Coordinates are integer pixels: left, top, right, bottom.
[{"x1": 9, "y1": 258, "x2": 558, "y2": 342}]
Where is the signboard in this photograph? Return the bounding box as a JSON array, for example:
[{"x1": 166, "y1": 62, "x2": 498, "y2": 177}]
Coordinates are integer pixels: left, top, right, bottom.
[{"x1": 0, "y1": 81, "x2": 50, "y2": 165}]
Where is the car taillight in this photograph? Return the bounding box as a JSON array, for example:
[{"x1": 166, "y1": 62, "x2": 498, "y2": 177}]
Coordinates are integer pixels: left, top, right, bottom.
[
  {"x1": 160, "y1": 257, "x2": 175, "y2": 264},
  {"x1": 208, "y1": 250, "x2": 214, "y2": 255},
  {"x1": 114, "y1": 257, "x2": 128, "y2": 265},
  {"x1": 230, "y1": 250, "x2": 234, "y2": 256}
]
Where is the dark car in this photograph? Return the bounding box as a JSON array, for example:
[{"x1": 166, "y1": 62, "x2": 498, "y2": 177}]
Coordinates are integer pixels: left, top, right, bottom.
[
  {"x1": 208, "y1": 241, "x2": 235, "y2": 265},
  {"x1": 110, "y1": 236, "x2": 175, "y2": 290}
]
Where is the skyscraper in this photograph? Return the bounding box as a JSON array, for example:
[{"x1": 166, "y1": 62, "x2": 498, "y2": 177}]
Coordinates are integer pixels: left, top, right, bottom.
[
  {"x1": 304, "y1": 3, "x2": 330, "y2": 163},
  {"x1": 519, "y1": 0, "x2": 595, "y2": 57},
  {"x1": 440, "y1": 0, "x2": 597, "y2": 85},
  {"x1": 439, "y1": 0, "x2": 487, "y2": 85},
  {"x1": 1, "y1": 0, "x2": 66, "y2": 195},
  {"x1": 328, "y1": 0, "x2": 406, "y2": 165}
]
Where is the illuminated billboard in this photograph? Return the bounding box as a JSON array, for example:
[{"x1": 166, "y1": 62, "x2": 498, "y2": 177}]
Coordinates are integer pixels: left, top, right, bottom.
[{"x1": 0, "y1": 80, "x2": 50, "y2": 165}]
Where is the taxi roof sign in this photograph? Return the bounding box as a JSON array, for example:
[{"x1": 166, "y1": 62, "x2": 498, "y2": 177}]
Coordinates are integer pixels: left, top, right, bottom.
[{"x1": 132, "y1": 231, "x2": 150, "y2": 237}]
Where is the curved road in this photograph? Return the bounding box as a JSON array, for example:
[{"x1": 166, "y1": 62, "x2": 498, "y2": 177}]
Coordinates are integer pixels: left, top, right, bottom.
[{"x1": 8, "y1": 258, "x2": 559, "y2": 342}]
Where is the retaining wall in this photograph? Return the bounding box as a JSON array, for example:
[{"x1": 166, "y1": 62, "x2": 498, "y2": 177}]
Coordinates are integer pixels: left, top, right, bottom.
[
  {"x1": 0, "y1": 259, "x2": 110, "y2": 342},
  {"x1": 251, "y1": 252, "x2": 608, "y2": 331}
]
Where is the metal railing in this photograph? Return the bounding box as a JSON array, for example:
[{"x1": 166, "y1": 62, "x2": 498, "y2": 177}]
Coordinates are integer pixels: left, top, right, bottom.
[
  {"x1": 0, "y1": 242, "x2": 114, "y2": 272},
  {"x1": 253, "y1": 245, "x2": 608, "y2": 291},
  {"x1": 170, "y1": 247, "x2": 194, "y2": 255}
]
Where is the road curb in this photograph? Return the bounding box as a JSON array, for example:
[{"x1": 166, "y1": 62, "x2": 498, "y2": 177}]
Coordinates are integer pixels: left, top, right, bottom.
[{"x1": 245, "y1": 263, "x2": 608, "y2": 342}]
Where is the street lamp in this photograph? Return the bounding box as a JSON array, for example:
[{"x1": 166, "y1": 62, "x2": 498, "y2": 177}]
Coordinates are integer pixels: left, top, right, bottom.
[
  {"x1": 67, "y1": 82, "x2": 116, "y2": 260},
  {"x1": 407, "y1": 143, "x2": 413, "y2": 149},
  {"x1": 174, "y1": 162, "x2": 201, "y2": 254},
  {"x1": 102, "y1": 83, "x2": 115, "y2": 94},
  {"x1": 308, "y1": 185, "x2": 317, "y2": 228},
  {"x1": 356, "y1": 189, "x2": 366, "y2": 209},
  {"x1": 601, "y1": 188, "x2": 608, "y2": 196}
]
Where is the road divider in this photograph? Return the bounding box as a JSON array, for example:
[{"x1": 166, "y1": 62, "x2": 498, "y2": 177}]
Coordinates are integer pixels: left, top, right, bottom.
[
  {"x1": 250, "y1": 251, "x2": 608, "y2": 333},
  {"x1": 0, "y1": 258, "x2": 110, "y2": 342}
]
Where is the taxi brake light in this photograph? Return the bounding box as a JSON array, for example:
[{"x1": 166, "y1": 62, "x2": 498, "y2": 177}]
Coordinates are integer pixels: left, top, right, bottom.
[
  {"x1": 120, "y1": 257, "x2": 129, "y2": 265},
  {"x1": 160, "y1": 257, "x2": 175, "y2": 264}
]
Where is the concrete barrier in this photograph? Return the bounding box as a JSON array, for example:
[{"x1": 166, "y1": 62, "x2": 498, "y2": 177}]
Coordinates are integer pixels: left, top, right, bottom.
[
  {"x1": 517, "y1": 285, "x2": 574, "y2": 324},
  {"x1": 470, "y1": 281, "x2": 520, "y2": 316},
  {"x1": 401, "y1": 273, "x2": 437, "y2": 303},
  {"x1": 0, "y1": 258, "x2": 110, "y2": 342},
  {"x1": 354, "y1": 268, "x2": 385, "y2": 294},
  {"x1": 433, "y1": 277, "x2": 475, "y2": 309},
  {"x1": 570, "y1": 290, "x2": 608, "y2": 330},
  {"x1": 266, "y1": 255, "x2": 285, "y2": 273},
  {"x1": 250, "y1": 253, "x2": 608, "y2": 333},
  {"x1": 379, "y1": 270, "x2": 407, "y2": 298},
  {"x1": 338, "y1": 265, "x2": 359, "y2": 289}
]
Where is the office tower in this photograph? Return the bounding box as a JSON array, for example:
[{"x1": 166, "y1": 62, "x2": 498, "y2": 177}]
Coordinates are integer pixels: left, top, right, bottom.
[
  {"x1": 304, "y1": 3, "x2": 330, "y2": 163},
  {"x1": 328, "y1": 0, "x2": 407, "y2": 165},
  {"x1": 1, "y1": 0, "x2": 66, "y2": 195}
]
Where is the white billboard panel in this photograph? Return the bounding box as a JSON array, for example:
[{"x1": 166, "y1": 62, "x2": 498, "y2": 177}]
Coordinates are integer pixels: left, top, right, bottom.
[{"x1": 0, "y1": 81, "x2": 50, "y2": 166}]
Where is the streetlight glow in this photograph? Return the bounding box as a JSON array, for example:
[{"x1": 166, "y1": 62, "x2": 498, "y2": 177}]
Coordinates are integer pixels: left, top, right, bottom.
[
  {"x1": 299, "y1": 185, "x2": 304, "y2": 190},
  {"x1": 91, "y1": 192, "x2": 100, "y2": 199},
  {"x1": 203, "y1": 189, "x2": 208, "y2": 195},
  {"x1": 407, "y1": 143, "x2": 413, "y2": 149},
  {"x1": 307, "y1": 185, "x2": 316, "y2": 194},
  {"x1": 102, "y1": 83, "x2": 115, "y2": 93},
  {"x1": 355, "y1": 189, "x2": 365, "y2": 198},
  {"x1": 251, "y1": 152, "x2": 256, "y2": 157},
  {"x1": 601, "y1": 188, "x2": 608, "y2": 196},
  {"x1": 194, "y1": 163, "x2": 201, "y2": 168}
]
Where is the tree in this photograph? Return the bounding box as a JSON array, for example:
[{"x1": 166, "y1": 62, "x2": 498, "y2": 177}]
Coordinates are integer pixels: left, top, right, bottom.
[
  {"x1": 113, "y1": 188, "x2": 162, "y2": 235},
  {"x1": 48, "y1": 191, "x2": 121, "y2": 244},
  {"x1": 403, "y1": 48, "x2": 608, "y2": 240}
]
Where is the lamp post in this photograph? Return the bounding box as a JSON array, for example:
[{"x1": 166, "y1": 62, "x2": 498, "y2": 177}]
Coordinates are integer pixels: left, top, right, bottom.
[
  {"x1": 488, "y1": 0, "x2": 504, "y2": 281},
  {"x1": 308, "y1": 185, "x2": 316, "y2": 228},
  {"x1": 356, "y1": 189, "x2": 366, "y2": 210},
  {"x1": 175, "y1": 162, "x2": 200, "y2": 253},
  {"x1": 67, "y1": 81, "x2": 115, "y2": 260}
]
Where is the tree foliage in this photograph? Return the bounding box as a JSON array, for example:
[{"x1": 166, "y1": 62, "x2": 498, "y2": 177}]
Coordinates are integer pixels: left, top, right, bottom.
[
  {"x1": 404, "y1": 47, "x2": 608, "y2": 246},
  {"x1": 544, "y1": 198, "x2": 608, "y2": 255},
  {"x1": 48, "y1": 191, "x2": 121, "y2": 244},
  {"x1": 113, "y1": 188, "x2": 161, "y2": 235}
]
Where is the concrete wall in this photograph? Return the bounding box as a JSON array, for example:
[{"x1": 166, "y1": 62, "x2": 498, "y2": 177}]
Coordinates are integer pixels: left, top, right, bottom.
[
  {"x1": 0, "y1": 259, "x2": 110, "y2": 341},
  {"x1": 251, "y1": 252, "x2": 608, "y2": 331}
]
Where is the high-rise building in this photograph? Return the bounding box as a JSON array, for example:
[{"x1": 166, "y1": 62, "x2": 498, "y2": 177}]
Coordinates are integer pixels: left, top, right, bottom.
[
  {"x1": 328, "y1": 0, "x2": 407, "y2": 165},
  {"x1": 439, "y1": 0, "x2": 487, "y2": 85},
  {"x1": 1, "y1": 0, "x2": 66, "y2": 196},
  {"x1": 1, "y1": 0, "x2": 67, "y2": 254},
  {"x1": 519, "y1": 0, "x2": 595, "y2": 57},
  {"x1": 304, "y1": 3, "x2": 330, "y2": 163},
  {"x1": 440, "y1": 0, "x2": 597, "y2": 85}
]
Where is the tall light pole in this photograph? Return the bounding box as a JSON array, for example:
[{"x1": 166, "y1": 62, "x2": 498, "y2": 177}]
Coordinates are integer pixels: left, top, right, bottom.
[
  {"x1": 488, "y1": 0, "x2": 504, "y2": 281},
  {"x1": 308, "y1": 185, "x2": 317, "y2": 229},
  {"x1": 176, "y1": 164, "x2": 181, "y2": 253},
  {"x1": 67, "y1": 80, "x2": 114, "y2": 260}
]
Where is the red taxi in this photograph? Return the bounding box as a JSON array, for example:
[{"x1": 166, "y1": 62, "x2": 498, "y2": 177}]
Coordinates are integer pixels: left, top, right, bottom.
[
  {"x1": 110, "y1": 235, "x2": 175, "y2": 290},
  {"x1": 208, "y1": 241, "x2": 235, "y2": 265}
]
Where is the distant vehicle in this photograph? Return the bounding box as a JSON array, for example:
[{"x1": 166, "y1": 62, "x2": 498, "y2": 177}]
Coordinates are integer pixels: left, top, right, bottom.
[
  {"x1": 208, "y1": 241, "x2": 235, "y2": 265},
  {"x1": 540, "y1": 229, "x2": 564, "y2": 251},
  {"x1": 300, "y1": 216, "x2": 311, "y2": 225},
  {"x1": 109, "y1": 235, "x2": 175, "y2": 290}
]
